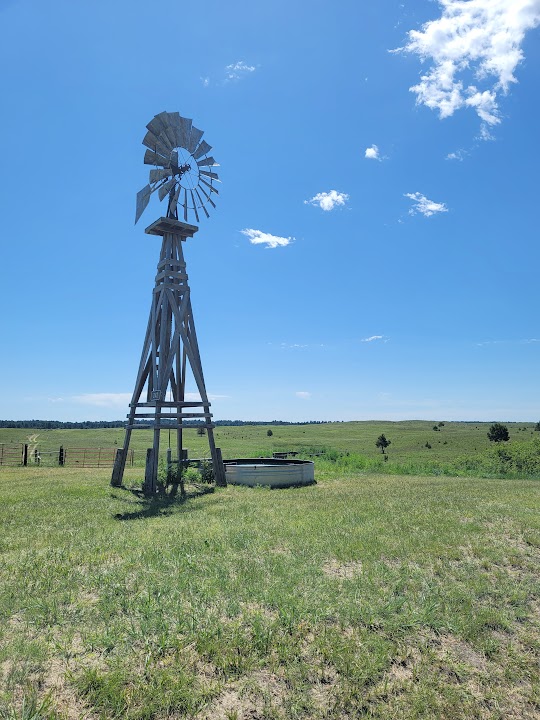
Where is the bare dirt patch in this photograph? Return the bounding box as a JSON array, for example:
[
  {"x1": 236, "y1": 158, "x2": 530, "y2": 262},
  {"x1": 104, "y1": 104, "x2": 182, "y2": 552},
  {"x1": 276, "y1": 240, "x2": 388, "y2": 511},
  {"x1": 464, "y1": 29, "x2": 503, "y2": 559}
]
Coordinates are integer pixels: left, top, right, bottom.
[
  {"x1": 323, "y1": 559, "x2": 363, "y2": 579},
  {"x1": 195, "y1": 669, "x2": 287, "y2": 720}
]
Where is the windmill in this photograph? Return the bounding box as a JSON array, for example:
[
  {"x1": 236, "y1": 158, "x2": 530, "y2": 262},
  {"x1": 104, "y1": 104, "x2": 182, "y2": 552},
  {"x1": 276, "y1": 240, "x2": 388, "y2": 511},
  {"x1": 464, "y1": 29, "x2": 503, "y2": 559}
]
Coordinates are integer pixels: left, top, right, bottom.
[{"x1": 111, "y1": 111, "x2": 226, "y2": 493}]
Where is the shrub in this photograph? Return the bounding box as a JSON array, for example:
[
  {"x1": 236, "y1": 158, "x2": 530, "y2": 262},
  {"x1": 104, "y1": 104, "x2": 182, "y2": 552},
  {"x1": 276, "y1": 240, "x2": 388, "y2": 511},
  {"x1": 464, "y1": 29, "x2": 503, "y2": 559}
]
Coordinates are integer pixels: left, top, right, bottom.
[
  {"x1": 267, "y1": 429, "x2": 273, "y2": 437},
  {"x1": 487, "y1": 423, "x2": 510, "y2": 443}
]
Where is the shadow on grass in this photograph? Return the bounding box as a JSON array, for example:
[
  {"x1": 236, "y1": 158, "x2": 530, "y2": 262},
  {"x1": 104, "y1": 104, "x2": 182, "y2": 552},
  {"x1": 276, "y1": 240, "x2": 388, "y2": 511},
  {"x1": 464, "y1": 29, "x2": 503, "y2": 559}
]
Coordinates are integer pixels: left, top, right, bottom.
[{"x1": 112, "y1": 483, "x2": 215, "y2": 521}]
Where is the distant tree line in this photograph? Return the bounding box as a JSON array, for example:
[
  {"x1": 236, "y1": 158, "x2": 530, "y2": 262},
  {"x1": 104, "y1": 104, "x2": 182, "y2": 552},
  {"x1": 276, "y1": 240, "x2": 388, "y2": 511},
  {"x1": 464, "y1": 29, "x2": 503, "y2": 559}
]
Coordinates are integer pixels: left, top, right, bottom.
[{"x1": 0, "y1": 419, "x2": 332, "y2": 429}]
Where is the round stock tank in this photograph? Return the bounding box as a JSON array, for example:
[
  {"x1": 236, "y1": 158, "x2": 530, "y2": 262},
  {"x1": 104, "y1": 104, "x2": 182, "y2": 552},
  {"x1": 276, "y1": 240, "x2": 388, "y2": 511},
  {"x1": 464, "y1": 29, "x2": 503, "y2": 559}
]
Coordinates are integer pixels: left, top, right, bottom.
[{"x1": 224, "y1": 458, "x2": 315, "y2": 488}]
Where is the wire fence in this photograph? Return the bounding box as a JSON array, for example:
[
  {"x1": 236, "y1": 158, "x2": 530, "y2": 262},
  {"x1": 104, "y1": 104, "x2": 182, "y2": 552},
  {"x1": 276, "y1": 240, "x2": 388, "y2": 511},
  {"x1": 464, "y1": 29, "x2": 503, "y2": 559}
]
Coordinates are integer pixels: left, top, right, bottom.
[{"x1": 0, "y1": 444, "x2": 135, "y2": 468}]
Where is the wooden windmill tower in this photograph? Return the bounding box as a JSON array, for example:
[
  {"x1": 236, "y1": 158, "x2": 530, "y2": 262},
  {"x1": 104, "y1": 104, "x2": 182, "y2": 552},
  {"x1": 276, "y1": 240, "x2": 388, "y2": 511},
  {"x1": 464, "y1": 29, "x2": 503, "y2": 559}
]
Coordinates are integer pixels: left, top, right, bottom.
[{"x1": 111, "y1": 111, "x2": 226, "y2": 493}]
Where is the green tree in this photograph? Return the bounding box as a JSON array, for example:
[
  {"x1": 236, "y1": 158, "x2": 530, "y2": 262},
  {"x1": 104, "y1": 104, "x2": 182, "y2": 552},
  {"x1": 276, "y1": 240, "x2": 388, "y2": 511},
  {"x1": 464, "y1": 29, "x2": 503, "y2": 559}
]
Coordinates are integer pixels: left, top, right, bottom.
[
  {"x1": 487, "y1": 423, "x2": 509, "y2": 443},
  {"x1": 535, "y1": 422, "x2": 540, "y2": 432},
  {"x1": 196, "y1": 425, "x2": 206, "y2": 436},
  {"x1": 267, "y1": 429, "x2": 273, "y2": 436},
  {"x1": 375, "y1": 434, "x2": 391, "y2": 454}
]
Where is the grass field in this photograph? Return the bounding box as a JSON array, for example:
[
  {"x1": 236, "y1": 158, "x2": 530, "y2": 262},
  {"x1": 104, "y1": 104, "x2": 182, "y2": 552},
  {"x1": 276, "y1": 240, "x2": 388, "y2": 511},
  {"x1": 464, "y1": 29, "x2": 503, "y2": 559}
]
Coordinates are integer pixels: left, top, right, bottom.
[
  {"x1": 1, "y1": 420, "x2": 540, "y2": 467},
  {"x1": 1, "y1": 451, "x2": 540, "y2": 718}
]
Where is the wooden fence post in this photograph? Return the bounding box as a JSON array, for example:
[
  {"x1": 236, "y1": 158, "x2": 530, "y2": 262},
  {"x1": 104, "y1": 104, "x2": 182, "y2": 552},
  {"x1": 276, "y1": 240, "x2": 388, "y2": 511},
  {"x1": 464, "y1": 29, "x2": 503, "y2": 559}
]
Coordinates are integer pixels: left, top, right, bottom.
[
  {"x1": 23, "y1": 444, "x2": 28, "y2": 467},
  {"x1": 143, "y1": 448, "x2": 156, "y2": 495},
  {"x1": 215, "y1": 447, "x2": 227, "y2": 487},
  {"x1": 111, "y1": 448, "x2": 126, "y2": 487},
  {"x1": 58, "y1": 446, "x2": 64, "y2": 466}
]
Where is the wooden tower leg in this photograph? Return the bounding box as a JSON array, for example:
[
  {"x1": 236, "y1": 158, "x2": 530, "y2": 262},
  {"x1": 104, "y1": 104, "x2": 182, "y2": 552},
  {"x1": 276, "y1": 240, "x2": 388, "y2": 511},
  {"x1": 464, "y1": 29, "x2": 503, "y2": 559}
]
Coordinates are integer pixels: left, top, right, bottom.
[{"x1": 111, "y1": 217, "x2": 226, "y2": 492}]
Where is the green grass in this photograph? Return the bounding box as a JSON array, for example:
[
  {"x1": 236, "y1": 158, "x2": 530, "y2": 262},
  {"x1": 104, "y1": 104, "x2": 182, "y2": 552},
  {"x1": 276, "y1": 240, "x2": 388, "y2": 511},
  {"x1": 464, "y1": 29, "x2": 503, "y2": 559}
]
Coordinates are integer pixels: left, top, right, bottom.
[
  {"x1": 2, "y1": 421, "x2": 540, "y2": 478},
  {"x1": 1, "y1": 462, "x2": 539, "y2": 718}
]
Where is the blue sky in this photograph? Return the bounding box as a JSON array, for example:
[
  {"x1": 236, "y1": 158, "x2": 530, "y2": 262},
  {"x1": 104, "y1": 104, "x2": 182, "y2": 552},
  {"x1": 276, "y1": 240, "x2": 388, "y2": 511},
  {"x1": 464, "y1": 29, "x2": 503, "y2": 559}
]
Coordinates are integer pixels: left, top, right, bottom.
[{"x1": 1, "y1": 0, "x2": 539, "y2": 422}]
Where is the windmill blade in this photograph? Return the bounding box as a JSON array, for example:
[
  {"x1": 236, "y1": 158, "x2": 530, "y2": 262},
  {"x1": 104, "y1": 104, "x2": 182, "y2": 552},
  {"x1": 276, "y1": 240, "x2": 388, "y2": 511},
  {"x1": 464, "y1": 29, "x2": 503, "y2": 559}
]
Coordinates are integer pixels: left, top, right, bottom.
[
  {"x1": 183, "y1": 189, "x2": 189, "y2": 222},
  {"x1": 156, "y1": 111, "x2": 177, "y2": 150},
  {"x1": 135, "y1": 184, "x2": 152, "y2": 224},
  {"x1": 197, "y1": 183, "x2": 216, "y2": 209},
  {"x1": 188, "y1": 126, "x2": 204, "y2": 154},
  {"x1": 195, "y1": 188, "x2": 211, "y2": 219},
  {"x1": 200, "y1": 177, "x2": 219, "y2": 195},
  {"x1": 144, "y1": 149, "x2": 171, "y2": 168},
  {"x1": 199, "y1": 169, "x2": 220, "y2": 181},
  {"x1": 175, "y1": 115, "x2": 192, "y2": 149},
  {"x1": 146, "y1": 114, "x2": 168, "y2": 139},
  {"x1": 196, "y1": 156, "x2": 218, "y2": 167},
  {"x1": 171, "y1": 149, "x2": 178, "y2": 167},
  {"x1": 149, "y1": 168, "x2": 172, "y2": 184},
  {"x1": 189, "y1": 190, "x2": 200, "y2": 223},
  {"x1": 193, "y1": 140, "x2": 212, "y2": 160},
  {"x1": 158, "y1": 178, "x2": 176, "y2": 202},
  {"x1": 142, "y1": 130, "x2": 172, "y2": 156},
  {"x1": 168, "y1": 112, "x2": 186, "y2": 149},
  {"x1": 169, "y1": 185, "x2": 181, "y2": 214}
]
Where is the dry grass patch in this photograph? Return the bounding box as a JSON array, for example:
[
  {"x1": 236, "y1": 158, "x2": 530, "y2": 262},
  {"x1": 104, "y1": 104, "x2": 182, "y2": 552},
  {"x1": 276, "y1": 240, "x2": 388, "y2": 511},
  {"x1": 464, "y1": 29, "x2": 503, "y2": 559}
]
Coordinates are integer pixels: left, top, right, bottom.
[{"x1": 322, "y1": 559, "x2": 363, "y2": 579}]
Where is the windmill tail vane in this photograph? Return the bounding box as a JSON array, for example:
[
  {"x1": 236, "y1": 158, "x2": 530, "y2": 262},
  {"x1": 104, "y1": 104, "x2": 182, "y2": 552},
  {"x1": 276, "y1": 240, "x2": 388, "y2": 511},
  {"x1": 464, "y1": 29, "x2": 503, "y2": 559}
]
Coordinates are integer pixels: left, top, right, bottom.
[{"x1": 135, "y1": 111, "x2": 220, "y2": 225}]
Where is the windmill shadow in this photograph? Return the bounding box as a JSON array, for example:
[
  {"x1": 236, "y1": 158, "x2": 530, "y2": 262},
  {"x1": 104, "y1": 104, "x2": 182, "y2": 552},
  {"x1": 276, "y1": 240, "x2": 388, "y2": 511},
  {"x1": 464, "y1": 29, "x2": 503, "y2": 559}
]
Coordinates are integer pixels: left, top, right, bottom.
[{"x1": 112, "y1": 483, "x2": 215, "y2": 521}]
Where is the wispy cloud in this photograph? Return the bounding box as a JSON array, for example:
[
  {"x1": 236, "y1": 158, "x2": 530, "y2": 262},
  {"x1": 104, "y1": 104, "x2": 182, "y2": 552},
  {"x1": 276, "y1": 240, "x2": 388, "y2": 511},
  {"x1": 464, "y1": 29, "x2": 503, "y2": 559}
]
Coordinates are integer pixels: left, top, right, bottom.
[
  {"x1": 225, "y1": 60, "x2": 257, "y2": 81},
  {"x1": 405, "y1": 192, "x2": 448, "y2": 217},
  {"x1": 304, "y1": 190, "x2": 349, "y2": 211},
  {"x1": 200, "y1": 76, "x2": 210, "y2": 88},
  {"x1": 72, "y1": 393, "x2": 131, "y2": 407},
  {"x1": 396, "y1": 0, "x2": 540, "y2": 136},
  {"x1": 240, "y1": 228, "x2": 294, "y2": 249},
  {"x1": 295, "y1": 391, "x2": 311, "y2": 399},
  {"x1": 365, "y1": 144, "x2": 382, "y2": 161},
  {"x1": 361, "y1": 335, "x2": 389, "y2": 343},
  {"x1": 477, "y1": 338, "x2": 540, "y2": 346},
  {"x1": 446, "y1": 149, "x2": 467, "y2": 161}
]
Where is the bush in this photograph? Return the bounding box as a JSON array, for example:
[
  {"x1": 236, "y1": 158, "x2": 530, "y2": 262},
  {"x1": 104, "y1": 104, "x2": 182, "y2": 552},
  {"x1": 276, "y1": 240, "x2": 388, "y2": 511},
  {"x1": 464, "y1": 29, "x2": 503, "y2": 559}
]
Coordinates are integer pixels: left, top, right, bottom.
[
  {"x1": 199, "y1": 460, "x2": 214, "y2": 483},
  {"x1": 487, "y1": 423, "x2": 510, "y2": 443},
  {"x1": 267, "y1": 429, "x2": 273, "y2": 437}
]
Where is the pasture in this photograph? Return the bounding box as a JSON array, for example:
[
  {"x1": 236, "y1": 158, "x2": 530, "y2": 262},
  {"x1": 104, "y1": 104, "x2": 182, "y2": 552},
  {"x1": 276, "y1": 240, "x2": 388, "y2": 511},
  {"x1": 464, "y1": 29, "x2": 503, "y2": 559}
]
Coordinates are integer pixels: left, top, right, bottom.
[{"x1": 0, "y1": 423, "x2": 539, "y2": 718}]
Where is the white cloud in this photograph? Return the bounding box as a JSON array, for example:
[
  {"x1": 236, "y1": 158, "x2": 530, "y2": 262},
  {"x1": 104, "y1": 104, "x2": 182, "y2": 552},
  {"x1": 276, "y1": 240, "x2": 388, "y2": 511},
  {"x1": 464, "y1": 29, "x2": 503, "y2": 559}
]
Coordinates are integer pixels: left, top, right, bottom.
[
  {"x1": 72, "y1": 393, "x2": 131, "y2": 407},
  {"x1": 397, "y1": 0, "x2": 540, "y2": 133},
  {"x1": 304, "y1": 190, "x2": 349, "y2": 211},
  {"x1": 365, "y1": 144, "x2": 381, "y2": 161},
  {"x1": 295, "y1": 391, "x2": 311, "y2": 399},
  {"x1": 201, "y1": 76, "x2": 210, "y2": 87},
  {"x1": 225, "y1": 60, "x2": 256, "y2": 81},
  {"x1": 361, "y1": 335, "x2": 386, "y2": 343},
  {"x1": 446, "y1": 149, "x2": 467, "y2": 161},
  {"x1": 405, "y1": 192, "x2": 448, "y2": 217},
  {"x1": 240, "y1": 228, "x2": 294, "y2": 249}
]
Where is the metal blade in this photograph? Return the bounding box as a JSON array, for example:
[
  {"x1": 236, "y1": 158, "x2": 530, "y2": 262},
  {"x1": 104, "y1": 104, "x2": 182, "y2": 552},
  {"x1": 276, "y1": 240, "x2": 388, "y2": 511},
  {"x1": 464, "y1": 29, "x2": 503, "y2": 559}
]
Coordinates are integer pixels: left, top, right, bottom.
[
  {"x1": 190, "y1": 190, "x2": 200, "y2": 223},
  {"x1": 198, "y1": 183, "x2": 216, "y2": 209},
  {"x1": 146, "y1": 114, "x2": 168, "y2": 138},
  {"x1": 154, "y1": 111, "x2": 176, "y2": 148},
  {"x1": 144, "y1": 149, "x2": 171, "y2": 168},
  {"x1": 193, "y1": 140, "x2": 212, "y2": 160},
  {"x1": 176, "y1": 116, "x2": 192, "y2": 149},
  {"x1": 199, "y1": 169, "x2": 220, "y2": 181},
  {"x1": 194, "y1": 188, "x2": 210, "y2": 218},
  {"x1": 167, "y1": 112, "x2": 186, "y2": 150},
  {"x1": 183, "y1": 188, "x2": 188, "y2": 221},
  {"x1": 171, "y1": 149, "x2": 178, "y2": 167},
  {"x1": 158, "y1": 178, "x2": 176, "y2": 202},
  {"x1": 200, "y1": 177, "x2": 219, "y2": 195},
  {"x1": 169, "y1": 185, "x2": 181, "y2": 214},
  {"x1": 149, "y1": 168, "x2": 172, "y2": 184},
  {"x1": 187, "y1": 126, "x2": 204, "y2": 154},
  {"x1": 196, "y1": 156, "x2": 218, "y2": 167},
  {"x1": 195, "y1": 188, "x2": 210, "y2": 218},
  {"x1": 142, "y1": 131, "x2": 171, "y2": 159},
  {"x1": 135, "y1": 184, "x2": 151, "y2": 224}
]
